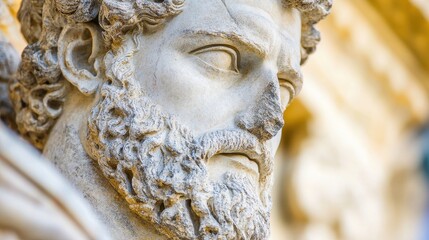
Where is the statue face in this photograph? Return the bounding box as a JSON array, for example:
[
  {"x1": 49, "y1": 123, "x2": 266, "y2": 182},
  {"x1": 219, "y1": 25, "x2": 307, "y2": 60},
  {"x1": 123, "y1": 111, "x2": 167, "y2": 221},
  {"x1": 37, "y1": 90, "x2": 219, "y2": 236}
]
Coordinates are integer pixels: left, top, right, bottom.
[
  {"x1": 9, "y1": 0, "x2": 332, "y2": 237},
  {"x1": 133, "y1": 0, "x2": 302, "y2": 187},
  {"x1": 137, "y1": 0, "x2": 302, "y2": 134},
  {"x1": 8, "y1": 0, "x2": 304, "y2": 238},
  {"x1": 81, "y1": 0, "x2": 303, "y2": 239}
]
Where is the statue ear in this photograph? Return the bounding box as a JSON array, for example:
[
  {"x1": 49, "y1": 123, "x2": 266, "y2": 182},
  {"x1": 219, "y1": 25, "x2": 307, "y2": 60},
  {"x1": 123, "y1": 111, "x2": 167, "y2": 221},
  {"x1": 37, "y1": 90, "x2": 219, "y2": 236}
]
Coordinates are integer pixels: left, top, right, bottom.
[{"x1": 58, "y1": 23, "x2": 105, "y2": 95}]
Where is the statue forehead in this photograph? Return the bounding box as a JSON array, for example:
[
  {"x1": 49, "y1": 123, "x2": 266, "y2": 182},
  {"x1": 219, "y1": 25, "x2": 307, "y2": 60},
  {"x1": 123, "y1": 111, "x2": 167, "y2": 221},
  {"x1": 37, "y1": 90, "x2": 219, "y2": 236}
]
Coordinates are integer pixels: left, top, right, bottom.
[
  {"x1": 160, "y1": 0, "x2": 301, "y2": 57},
  {"x1": 186, "y1": 0, "x2": 284, "y2": 12},
  {"x1": 181, "y1": 0, "x2": 299, "y2": 28}
]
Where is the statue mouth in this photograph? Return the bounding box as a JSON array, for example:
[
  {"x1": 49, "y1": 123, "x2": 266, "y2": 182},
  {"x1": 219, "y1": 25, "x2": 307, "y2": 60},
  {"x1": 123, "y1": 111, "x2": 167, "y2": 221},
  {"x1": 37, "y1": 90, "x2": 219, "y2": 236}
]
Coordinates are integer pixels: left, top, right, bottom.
[
  {"x1": 197, "y1": 129, "x2": 271, "y2": 188},
  {"x1": 207, "y1": 152, "x2": 261, "y2": 186},
  {"x1": 221, "y1": 153, "x2": 259, "y2": 174}
]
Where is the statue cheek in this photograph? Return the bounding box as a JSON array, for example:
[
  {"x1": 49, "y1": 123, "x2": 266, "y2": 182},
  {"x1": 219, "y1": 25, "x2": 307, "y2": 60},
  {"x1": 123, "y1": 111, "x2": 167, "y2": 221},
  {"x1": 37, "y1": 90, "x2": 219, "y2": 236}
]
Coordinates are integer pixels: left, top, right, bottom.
[{"x1": 150, "y1": 52, "x2": 207, "y2": 106}]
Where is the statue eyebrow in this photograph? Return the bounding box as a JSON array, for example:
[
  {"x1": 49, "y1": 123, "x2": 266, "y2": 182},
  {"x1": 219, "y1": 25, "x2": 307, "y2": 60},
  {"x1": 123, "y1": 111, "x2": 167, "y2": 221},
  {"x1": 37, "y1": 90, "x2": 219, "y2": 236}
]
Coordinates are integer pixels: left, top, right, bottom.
[{"x1": 184, "y1": 29, "x2": 268, "y2": 57}]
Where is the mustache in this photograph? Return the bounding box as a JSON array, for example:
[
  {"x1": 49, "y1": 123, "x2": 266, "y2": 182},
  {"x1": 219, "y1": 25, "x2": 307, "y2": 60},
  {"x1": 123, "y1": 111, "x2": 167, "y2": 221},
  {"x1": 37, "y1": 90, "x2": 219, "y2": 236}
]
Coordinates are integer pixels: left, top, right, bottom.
[{"x1": 195, "y1": 129, "x2": 273, "y2": 190}]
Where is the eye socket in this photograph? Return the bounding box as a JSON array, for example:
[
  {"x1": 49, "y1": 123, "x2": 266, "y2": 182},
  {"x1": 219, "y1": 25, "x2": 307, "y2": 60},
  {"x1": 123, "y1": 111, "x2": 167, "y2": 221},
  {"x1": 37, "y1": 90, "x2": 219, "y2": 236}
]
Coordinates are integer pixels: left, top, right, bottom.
[{"x1": 190, "y1": 45, "x2": 240, "y2": 73}]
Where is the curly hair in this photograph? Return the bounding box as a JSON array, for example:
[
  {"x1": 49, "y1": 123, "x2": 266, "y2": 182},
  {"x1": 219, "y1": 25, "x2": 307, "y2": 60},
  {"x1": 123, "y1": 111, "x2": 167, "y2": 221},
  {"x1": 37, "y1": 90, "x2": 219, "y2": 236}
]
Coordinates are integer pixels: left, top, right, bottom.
[{"x1": 10, "y1": 0, "x2": 332, "y2": 149}]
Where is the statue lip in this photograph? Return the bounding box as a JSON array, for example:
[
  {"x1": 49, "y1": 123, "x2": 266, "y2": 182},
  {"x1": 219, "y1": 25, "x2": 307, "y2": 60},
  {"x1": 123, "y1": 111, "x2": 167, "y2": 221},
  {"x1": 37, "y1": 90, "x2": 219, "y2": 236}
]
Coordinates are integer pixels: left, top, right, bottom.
[
  {"x1": 198, "y1": 130, "x2": 270, "y2": 181},
  {"x1": 209, "y1": 147, "x2": 268, "y2": 179},
  {"x1": 204, "y1": 146, "x2": 269, "y2": 181},
  {"x1": 206, "y1": 152, "x2": 261, "y2": 187},
  {"x1": 216, "y1": 153, "x2": 260, "y2": 176}
]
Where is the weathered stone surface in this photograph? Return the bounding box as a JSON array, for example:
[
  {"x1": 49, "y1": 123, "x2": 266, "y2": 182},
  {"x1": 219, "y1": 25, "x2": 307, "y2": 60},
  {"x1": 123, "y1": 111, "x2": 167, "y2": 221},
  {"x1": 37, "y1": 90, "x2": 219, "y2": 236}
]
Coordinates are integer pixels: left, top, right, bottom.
[{"x1": 8, "y1": 0, "x2": 331, "y2": 239}]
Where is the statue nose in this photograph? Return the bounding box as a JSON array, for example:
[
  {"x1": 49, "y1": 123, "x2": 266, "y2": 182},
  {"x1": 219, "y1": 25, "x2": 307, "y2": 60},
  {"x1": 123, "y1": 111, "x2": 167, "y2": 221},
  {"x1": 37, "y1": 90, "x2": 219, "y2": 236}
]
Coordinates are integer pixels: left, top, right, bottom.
[{"x1": 235, "y1": 82, "x2": 284, "y2": 141}]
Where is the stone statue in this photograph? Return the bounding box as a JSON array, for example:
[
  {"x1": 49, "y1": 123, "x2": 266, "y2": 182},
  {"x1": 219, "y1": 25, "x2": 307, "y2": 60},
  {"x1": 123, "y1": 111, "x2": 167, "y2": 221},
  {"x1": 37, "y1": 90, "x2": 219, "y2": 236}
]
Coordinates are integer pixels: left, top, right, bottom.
[{"x1": 9, "y1": 0, "x2": 331, "y2": 239}]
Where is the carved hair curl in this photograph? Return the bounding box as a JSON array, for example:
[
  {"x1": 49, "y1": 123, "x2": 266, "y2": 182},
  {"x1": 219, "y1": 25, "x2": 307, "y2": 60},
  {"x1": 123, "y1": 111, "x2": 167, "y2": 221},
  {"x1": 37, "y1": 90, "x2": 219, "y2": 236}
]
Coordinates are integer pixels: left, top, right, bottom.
[
  {"x1": 10, "y1": 0, "x2": 331, "y2": 149},
  {"x1": 284, "y1": 0, "x2": 333, "y2": 62}
]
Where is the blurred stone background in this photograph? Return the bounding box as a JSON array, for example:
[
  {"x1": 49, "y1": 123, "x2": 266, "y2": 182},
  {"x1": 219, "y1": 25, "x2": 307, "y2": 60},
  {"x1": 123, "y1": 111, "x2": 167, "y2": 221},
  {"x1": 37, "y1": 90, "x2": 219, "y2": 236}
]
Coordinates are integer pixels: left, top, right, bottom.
[
  {"x1": 0, "y1": 0, "x2": 428, "y2": 239},
  {"x1": 272, "y1": 1, "x2": 429, "y2": 240}
]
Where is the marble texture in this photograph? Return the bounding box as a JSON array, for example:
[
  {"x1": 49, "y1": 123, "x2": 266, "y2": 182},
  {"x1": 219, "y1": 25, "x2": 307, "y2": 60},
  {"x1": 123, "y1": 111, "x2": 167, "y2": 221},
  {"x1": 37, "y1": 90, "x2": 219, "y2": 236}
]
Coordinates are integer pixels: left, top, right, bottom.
[{"x1": 8, "y1": 0, "x2": 331, "y2": 239}]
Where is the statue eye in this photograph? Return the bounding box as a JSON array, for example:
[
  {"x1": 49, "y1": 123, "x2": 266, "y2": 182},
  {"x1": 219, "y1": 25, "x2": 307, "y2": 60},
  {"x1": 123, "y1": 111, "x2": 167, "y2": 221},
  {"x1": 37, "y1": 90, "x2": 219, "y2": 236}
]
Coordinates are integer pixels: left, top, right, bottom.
[{"x1": 191, "y1": 45, "x2": 239, "y2": 73}]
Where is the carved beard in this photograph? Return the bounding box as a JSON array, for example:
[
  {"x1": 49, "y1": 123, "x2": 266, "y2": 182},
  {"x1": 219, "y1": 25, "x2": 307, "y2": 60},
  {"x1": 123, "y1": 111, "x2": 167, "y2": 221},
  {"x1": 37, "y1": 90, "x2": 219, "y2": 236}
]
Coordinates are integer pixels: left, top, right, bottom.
[{"x1": 85, "y1": 49, "x2": 272, "y2": 239}]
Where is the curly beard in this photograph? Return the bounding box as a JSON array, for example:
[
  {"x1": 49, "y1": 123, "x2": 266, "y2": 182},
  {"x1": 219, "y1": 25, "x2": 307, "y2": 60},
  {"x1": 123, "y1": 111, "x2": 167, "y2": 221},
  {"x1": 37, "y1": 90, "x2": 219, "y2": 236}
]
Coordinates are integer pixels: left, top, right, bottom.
[{"x1": 84, "y1": 46, "x2": 273, "y2": 239}]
